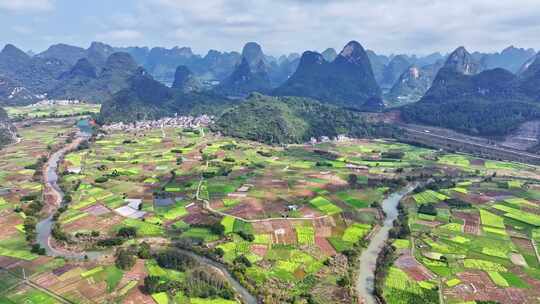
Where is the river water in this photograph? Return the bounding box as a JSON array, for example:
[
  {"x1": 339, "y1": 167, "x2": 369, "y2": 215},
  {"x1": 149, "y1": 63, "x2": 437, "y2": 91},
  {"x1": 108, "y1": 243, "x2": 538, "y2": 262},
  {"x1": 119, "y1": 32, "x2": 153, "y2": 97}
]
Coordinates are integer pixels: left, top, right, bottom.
[
  {"x1": 35, "y1": 120, "x2": 259, "y2": 302},
  {"x1": 356, "y1": 186, "x2": 415, "y2": 304},
  {"x1": 36, "y1": 120, "x2": 99, "y2": 259}
]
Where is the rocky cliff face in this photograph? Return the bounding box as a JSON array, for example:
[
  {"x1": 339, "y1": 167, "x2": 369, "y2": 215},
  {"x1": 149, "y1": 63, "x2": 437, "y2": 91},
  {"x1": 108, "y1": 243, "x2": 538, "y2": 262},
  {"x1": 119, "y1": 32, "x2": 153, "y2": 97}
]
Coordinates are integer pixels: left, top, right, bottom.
[
  {"x1": 386, "y1": 61, "x2": 443, "y2": 105},
  {"x1": 444, "y1": 46, "x2": 481, "y2": 75},
  {"x1": 381, "y1": 55, "x2": 410, "y2": 88},
  {"x1": 0, "y1": 76, "x2": 40, "y2": 106},
  {"x1": 518, "y1": 53, "x2": 540, "y2": 101}
]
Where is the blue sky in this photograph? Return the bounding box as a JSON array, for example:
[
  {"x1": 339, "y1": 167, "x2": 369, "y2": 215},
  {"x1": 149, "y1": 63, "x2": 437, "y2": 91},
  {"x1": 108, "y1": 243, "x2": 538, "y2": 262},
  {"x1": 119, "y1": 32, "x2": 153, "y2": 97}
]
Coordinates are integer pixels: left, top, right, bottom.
[{"x1": 2, "y1": 0, "x2": 540, "y2": 56}]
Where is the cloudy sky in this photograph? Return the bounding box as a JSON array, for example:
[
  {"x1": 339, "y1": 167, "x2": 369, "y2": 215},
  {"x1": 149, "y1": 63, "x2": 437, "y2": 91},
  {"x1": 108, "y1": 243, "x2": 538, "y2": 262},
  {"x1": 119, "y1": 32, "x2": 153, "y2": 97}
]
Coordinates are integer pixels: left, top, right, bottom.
[{"x1": 2, "y1": 0, "x2": 540, "y2": 56}]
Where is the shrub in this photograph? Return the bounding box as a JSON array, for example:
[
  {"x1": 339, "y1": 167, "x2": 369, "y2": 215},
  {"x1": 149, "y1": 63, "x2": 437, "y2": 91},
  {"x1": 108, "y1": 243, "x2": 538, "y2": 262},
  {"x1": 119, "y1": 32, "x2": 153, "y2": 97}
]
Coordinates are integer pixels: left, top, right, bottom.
[
  {"x1": 97, "y1": 237, "x2": 125, "y2": 247},
  {"x1": 115, "y1": 248, "x2": 136, "y2": 270},
  {"x1": 138, "y1": 242, "x2": 152, "y2": 259},
  {"x1": 418, "y1": 204, "x2": 437, "y2": 216},
  {"x1": 117, "y1": 227, "x2": 137, "y2": 239},
  {"x1": 95, "y1": 176, "x2": 109, "y2": 183},
  {"x1": 238, "y1": 231, "x2": 255, "y2": 242}
]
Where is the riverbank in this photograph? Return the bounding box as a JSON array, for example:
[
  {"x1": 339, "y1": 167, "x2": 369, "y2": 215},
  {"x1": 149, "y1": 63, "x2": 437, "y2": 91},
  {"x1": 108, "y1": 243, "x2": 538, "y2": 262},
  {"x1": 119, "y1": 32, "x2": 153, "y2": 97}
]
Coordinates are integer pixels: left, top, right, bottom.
[
  {"x1": 355, "y1": 185, "x2": 415, "y2": 304},
  {"x1": 36, "y1": 128, "x2": 96, "y2": 259}
]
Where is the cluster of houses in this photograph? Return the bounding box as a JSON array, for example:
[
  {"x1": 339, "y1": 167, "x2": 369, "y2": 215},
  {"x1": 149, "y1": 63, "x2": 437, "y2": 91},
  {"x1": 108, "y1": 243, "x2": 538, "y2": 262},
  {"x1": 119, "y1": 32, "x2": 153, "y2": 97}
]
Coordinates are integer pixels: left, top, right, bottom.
[
  {"x1": 310, "y1": 134, "x2": 352, "y2": 144},
  {"x1": 31, "y1": 99, "x2": 83, "y2": 106},
  {"x1": 102, "y1": 115, "x2": 214, "y2": 132}
]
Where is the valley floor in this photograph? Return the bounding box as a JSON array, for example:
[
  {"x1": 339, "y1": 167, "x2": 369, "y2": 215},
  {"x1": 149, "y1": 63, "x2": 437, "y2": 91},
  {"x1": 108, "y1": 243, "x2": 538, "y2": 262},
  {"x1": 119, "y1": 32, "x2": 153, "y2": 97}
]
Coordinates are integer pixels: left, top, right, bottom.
[{"x1": 1, "y1": 106, "x2": 540, "y2": 303}]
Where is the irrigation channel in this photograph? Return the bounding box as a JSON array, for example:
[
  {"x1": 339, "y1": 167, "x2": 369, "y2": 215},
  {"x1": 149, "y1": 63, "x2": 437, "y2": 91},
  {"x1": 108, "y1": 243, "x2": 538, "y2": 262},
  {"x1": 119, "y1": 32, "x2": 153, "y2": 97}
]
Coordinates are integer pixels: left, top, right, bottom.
[
  {"x1": 356, "y1": 185, "x2": 416, "y2": 304},
  {"x1": 35, "y1": 120, "x2": 258, "y2": 303}
]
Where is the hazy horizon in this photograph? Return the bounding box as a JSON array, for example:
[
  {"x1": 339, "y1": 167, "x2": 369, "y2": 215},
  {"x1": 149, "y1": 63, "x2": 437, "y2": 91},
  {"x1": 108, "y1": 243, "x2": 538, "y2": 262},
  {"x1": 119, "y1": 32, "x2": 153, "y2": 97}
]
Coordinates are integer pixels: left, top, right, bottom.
[{"x1": 1, "y1": 0, "x2": 540, "y2": 56}]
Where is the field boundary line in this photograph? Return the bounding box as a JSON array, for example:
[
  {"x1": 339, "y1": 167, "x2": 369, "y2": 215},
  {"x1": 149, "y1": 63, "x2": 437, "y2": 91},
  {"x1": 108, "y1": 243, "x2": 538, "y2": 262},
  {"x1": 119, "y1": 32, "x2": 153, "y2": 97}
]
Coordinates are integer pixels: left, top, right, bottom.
[
  {"x1": 195, "y1": 163, "x2": 330, "y2": 223},
  {"x1": 0, "y1": 267, "x2": 75, "y2": 304}
]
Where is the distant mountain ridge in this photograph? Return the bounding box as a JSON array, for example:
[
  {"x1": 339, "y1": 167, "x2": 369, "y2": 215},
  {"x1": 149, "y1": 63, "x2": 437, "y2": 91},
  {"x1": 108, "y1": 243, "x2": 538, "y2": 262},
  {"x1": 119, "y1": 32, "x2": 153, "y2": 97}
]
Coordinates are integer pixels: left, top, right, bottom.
[
  {"x1": 381, "y1": 55, "x2": 410, "y2": 89},
  {"x1": 273, "y1": 41, "x2": 382, "y2": 110},
  {"x1": 0, "y1": 44, "x2": 71, "y2": 96},
  {"x1": 99, "y1": 67, "x2": 233, "y2": 123},
  {"x1": 48, "y1": 52, "x2": 140, "y2": 103},
  {"x1": 0, "y1": 40, "x2": 538, "y2": 111}
]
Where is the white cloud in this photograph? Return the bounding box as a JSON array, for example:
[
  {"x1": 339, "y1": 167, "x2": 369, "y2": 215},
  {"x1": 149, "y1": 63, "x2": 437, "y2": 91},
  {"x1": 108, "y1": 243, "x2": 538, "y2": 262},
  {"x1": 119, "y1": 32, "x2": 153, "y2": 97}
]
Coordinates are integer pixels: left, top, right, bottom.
[
  {"x1": 0, "y1": 0, "x2": 54, "y2": 12},
  {"x1": 96, "y1": 29, "x2": 143, "y2": 42},
  {"x1": 7, "y1": 0, "x2": 540, "y2": 55},
  {"x1": 128, "y1": 0, "x2": 540, "y2": 55}
]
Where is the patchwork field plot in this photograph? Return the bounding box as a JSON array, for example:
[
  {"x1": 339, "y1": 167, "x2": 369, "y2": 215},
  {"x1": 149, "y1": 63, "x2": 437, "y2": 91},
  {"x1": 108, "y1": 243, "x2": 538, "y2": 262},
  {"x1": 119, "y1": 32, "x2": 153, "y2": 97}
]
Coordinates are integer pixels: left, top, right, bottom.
[
  {"x1": 3, "y1": 108, "x2": 540, "y2": 304},
  {"x1": 387, "y1": 176, "x2": 540, "y2": 304}
]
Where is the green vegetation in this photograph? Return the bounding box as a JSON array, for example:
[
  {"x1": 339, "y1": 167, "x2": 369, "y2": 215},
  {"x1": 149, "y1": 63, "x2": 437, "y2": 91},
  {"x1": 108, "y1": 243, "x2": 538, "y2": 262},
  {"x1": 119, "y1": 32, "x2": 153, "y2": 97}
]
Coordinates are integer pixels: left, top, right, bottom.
[
  {"x1": 3, "y1": 103, "x2": 540, "y2": 304},
  {"x1": 213, "y1": 94, "x2": 398, "y2": 144},
  {"x1": 382, "y1": 267, "x2": 439, "y2": 304},
  {"x1": 309, "y1": 196, "x2": 343, "y2": 215}
]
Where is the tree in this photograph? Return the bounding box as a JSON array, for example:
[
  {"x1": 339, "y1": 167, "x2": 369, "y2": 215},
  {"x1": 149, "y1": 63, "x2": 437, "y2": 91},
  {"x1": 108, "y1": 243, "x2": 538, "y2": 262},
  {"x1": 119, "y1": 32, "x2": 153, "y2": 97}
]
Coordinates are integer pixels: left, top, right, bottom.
[
  {"x1": 337, "y1": 276, "x2": 350, "y2": 287},
  {"x1": 144, "y1": 276, "x2": 161, "y2": 294},
  {"x1": 138, "y1": 242, "x2": 152, "y2": 259},
  {"x1": 418, "y1": 204, "x2": 437, "y2": 216},
  {"x1": 210, "y1": 222, "x2": 225, "y2": 236},
  {"x1": 238, "y1": 231, "x2": 255, "y2": 242},
  {"x1": 117, "y1": 227, "x2": 137, "y2": 239},
  {"x1": 115, "y1": 248, "x2": 136, "y2": 270},
  {"x1": 347, "y1": 174, "x2": 358, "y2": 187},
  {"x1": 234, "y1": 255, "x2": 252, "y2": 267},
  {"x1": 213, "y1": 247, "x2": 224, "y2": 258}
]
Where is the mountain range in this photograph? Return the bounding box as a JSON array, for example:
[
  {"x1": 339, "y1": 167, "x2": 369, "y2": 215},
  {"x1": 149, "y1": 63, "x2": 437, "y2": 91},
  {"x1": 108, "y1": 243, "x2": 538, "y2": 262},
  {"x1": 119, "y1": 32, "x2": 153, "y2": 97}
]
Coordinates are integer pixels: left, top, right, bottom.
[
  {"x1": 0, "y1": 40, "x2": 536, "y2": 107},
  {"x1": 1, "y1": 39, "x2": 539, "y2": 145},
  {"x1": 402, "y1": 47, "x2": 540, "y2": 136}
]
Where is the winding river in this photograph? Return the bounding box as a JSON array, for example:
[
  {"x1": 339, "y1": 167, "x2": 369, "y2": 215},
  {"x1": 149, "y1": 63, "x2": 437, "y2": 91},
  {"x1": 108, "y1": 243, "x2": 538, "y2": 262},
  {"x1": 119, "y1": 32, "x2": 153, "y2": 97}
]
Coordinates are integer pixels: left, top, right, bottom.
[
  {"x1": 35, "y1": 121, "x2": 258, "y2": 303},
  {"x1": 36, "y1": 120, "x2": 419, "y2": 304},
  {"x1": 356, "y1": 186, "x2": 415, "y2": 304},
  {"x1": 36, "y1": 125, "x2": 97, "y2": 259}
]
